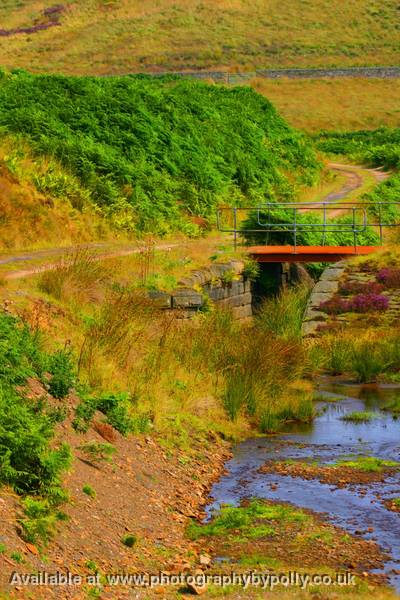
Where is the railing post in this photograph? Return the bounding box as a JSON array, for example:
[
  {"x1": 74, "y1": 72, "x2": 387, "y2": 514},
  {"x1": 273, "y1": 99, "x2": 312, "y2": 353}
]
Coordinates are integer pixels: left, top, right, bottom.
[
  {"x1": 233, "y1": 207, "x2": 237, "y2": 250},
  {"x1": 322, "y1": 202, "x2": 327, "y2": 246},
  {"x1": 293, "y1": 206, "x2": 297, "y2": 252},
  {"x1": 352, "y1": 207, "x2": 357, "y2": 252},
  {"x1": 378, "y1": 203, "x2": 383, "y2": 244}
]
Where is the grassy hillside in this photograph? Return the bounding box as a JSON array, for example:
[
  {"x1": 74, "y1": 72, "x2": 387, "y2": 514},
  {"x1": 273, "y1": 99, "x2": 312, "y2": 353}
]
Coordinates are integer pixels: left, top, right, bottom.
[
  {"x1": 0, "y1": 1, "x2": 399, "y2": 74},
  {"x1": 250, "y1": 78, "x2": 400, "y2": 133},
  {"x1": 0, "y1": 72, "x2": 320, "y2": 236}
]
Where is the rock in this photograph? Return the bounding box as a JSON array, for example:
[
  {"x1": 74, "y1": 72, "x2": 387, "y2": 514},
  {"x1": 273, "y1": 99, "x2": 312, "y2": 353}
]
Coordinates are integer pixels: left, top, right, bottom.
[
  {"x1": 25, "y1": 543, "x2": 39, "y2": 555},
  {"x1": 302, "y1": 321, "x2": 321, "y2": 337},
  {"x1": 319, "y1": 267, "x2": 346, "y2": 281},
  {"x1": 309, "y1": 291, "x2": 335, "y2": 307},
  {"x1": 187, "y1": 582, "x2": 208, "y2": 595},
  {"x1": 199, "y1": 554, "x2": 211, "y2": 566},
  {"x1": 303, "y1": 308, "x2": 326, "y2": 322},
  {"x1": 313, "y1": 279, "x2": 339, "y2": 294}
]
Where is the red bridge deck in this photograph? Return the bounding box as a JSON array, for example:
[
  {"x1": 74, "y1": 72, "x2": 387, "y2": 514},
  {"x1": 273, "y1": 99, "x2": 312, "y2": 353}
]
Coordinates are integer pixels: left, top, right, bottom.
[{"x1": 248, "y1": 245, "x2": 382, "y2": 263}]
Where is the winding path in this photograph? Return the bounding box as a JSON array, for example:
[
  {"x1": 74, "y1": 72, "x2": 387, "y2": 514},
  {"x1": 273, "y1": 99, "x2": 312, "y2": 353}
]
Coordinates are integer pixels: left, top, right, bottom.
[{"x1": 0, "y1": 163, "x2": 389, "y2": 281}]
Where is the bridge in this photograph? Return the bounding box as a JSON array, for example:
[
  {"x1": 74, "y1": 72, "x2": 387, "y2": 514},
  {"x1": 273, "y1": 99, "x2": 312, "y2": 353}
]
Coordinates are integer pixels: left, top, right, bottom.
[{"x1": 217, "y1": 201, "x2": 400, "y2": 263}]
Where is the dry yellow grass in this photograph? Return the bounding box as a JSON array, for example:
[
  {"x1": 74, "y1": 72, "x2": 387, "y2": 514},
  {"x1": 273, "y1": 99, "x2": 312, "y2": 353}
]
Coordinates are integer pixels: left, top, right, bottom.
[
  {"x1": 250, "y1": 78, "x2": 400, "y2": 132},
  {"x1": 0, "y1": 0, "x2": 399, "y2": 74},
  {"x1": 0, "y1": 163, "x2": 116, "y2": 250}
]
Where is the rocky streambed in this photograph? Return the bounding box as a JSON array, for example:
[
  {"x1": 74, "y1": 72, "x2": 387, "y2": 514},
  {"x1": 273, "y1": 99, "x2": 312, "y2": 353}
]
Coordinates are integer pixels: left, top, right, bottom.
[{"x1": 205, "y1": 381, "x2": 400, "y2": 592}]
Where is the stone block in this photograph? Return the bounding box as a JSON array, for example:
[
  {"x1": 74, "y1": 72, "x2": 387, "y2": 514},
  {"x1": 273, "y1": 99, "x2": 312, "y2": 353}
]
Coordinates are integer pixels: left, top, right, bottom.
[
  {"x1": 207, "y1": 286, "x2": 228, "y2": 301},
  {"x1": 148, "y1": 290, "x2": 171, "y2": 309},
  {"x1": 319, "y1": 267, "x2": 346, "y2": 282},
  {"x1": 218, "y1": 292, "x2": 252, "y2": 308},
  {"x1": 243, "y1": 279, "x2": 252, "y2": 293},
  {"x1": 302, "y1": 320, "x2": 321, "y2": 337},
  {"x1": 227, "y1": 280, "x2": 245, "y2": 295},
  {"x1": 303, "y1": 308, "x2": 327, "y2": 322},
  {"x1": 233, "y1": 304, "x2": 253, "y2": 319},
  {"x1": 309, "y1": 292, "x2": 334, "y2": 307},
  {"x1": 313, "y1": 279, "x2": 339, "y2": 294},
  {"x1": 171, "y1": 288, "x2": 203, "y2": 309}
]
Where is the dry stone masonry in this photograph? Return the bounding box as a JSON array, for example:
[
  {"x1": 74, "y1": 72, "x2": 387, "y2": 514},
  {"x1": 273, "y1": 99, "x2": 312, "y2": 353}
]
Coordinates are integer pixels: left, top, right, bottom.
[
  {"x1": 302, "y1": 262, "x2": 346, "y2": 337},
  {"x1": 149, "y1": 260, "x2": 253, "y2": 319}
]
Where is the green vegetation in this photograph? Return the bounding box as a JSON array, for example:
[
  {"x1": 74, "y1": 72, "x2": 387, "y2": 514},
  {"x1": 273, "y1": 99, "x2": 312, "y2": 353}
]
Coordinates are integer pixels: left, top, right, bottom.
[
  {"x1": 77, "y1": 442, "x2": 116, "y2": 465},
  {"x1": 383, "y1": 396, "x2": 400, "y2": 415},
  {"x1": 334, "y1": 457, "x2": 400, "y2": 472},
  {"x1": 0, "y1": 312, "x2": 74, "y2": 545},
  {"x1": 340, "y1": 411, "x2": 381, "y2": 423},
  {"x1": 188, "y1": 499, "x2": 307, "y2": 540},
  {"x1": 19, "y1": 497, "x2": 68, "y2": 546},
  {"x1": 241, "y1": 204, "x2": 380, "y2": 247},
  {"x1": 10, "y1": 551, "x2": 23, "y2": 564},
  {"x1": 0, "y1": 72, "x2": 320, "y2": 235},
  {"x1": 34, "y1": 252, "x2": 314, "y2": 437},
  {"x1": 255, "y1": 284, "x2": 310, "y2": 340},
  {"x1": 82, "y1": 485, "x2": 96, "y2": 499},
  {"x1": 314, "y1": 331, "x2": 400, "y2": 383},
  {"x1": 73, "y1": 392, "x2": 139, "y2": 436},
  {"x1": 0, "y1": 314, "x2": 72, "y2": 496},
  {"x1": 121, "y1": 534, "x2": 137, "y2": 548}
]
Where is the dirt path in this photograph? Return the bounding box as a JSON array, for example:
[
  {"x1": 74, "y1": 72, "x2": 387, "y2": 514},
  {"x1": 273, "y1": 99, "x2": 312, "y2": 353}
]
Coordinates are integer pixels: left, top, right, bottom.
[
  {"x1": 326, "y1": 162, "x2": 389, "y2": 201},
  {"x1": 1, "y1": 239, "x2": 211, "y2": 281},
  {"x1": 312, "y1": 162, "x2": 389, "y2": 217},
  {"x1": 0, "y1": 163, "x2": 389, "y2": 281}
]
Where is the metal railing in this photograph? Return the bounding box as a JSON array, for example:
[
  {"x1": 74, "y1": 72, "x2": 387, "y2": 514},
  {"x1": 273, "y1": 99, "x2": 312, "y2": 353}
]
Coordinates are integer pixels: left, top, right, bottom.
[{"x1": 216, "y1": 201, "x2": 400, "y2": 251}]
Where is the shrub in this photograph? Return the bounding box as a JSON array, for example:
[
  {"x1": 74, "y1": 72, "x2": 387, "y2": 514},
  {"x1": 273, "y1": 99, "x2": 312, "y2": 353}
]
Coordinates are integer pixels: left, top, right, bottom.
[
  {"x1": 319, "y1": 296, "x2": 349, "y2": 315},
  {"x1": 18, "y1": 497, "x2": 66, "y2": 545},
  {"x1": 339, "y1": 280, "x2": 384, "y2": 296},
  {"x1": 256, "y1": 285, "x2": 310, "y2": 340},
  {"x1": 317, "y1": 336, "x2": 353, "y2": 375},
  {"x1": 121, "y1": 534, "x2": 137, "y2": 548},
  {"x1": 77, "y1": 442, "x2": 116, "y2": 465},
  {"x1": 351, "y1": 340, "x2": 386, "y2": 383},
  {"x1": 349, "y1": 293, "x2": 389, "y2": 313},
  {"x1": 82, "y1": 485, "x2": 96, "y2": 499},
  {"x1": 0, "y1": 312, "x2": 72, "y2": 547},
  {"x1": 376, "y1": 267, "x2": 400, "y2": 288},
  {"x1": 242, "y1": 258, "x2": 260, "y2": 282},
  {"x1": 320, "y1": 293, "x2": 389, "y2": 314},
  {"x1": 47, "y1": 349, "x2": 75, "y2": 399},
  {"x1": 73, "y1": 391, "x2": 136, "y2": 435}
]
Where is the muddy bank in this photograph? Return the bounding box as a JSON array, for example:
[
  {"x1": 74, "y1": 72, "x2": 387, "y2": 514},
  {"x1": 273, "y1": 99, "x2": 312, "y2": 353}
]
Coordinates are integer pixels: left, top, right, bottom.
[{"x1": 259, "y1": 460, "x2": 400, "y2": 487}]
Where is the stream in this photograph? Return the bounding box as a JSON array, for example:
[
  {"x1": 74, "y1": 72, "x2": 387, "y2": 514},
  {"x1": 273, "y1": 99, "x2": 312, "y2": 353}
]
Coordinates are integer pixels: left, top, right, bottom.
[{"x1": 207, "y1": 380, "x2": 400, "y2": 591}]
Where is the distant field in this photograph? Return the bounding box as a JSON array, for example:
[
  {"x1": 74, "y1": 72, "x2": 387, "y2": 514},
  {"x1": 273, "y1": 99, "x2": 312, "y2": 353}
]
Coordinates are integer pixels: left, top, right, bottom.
[
  {"x1": 0, "y1": 0, "x2": 399, "y2": 74},
  {"x1": 250, "y1": 78, "x2": 400, "y2": 132}
]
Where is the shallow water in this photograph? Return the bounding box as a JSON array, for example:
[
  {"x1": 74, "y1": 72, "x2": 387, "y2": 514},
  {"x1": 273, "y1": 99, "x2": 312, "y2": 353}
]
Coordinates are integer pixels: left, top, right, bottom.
[{"x1": 207, "y1": 382, "x2": 400, "y2": 591}]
